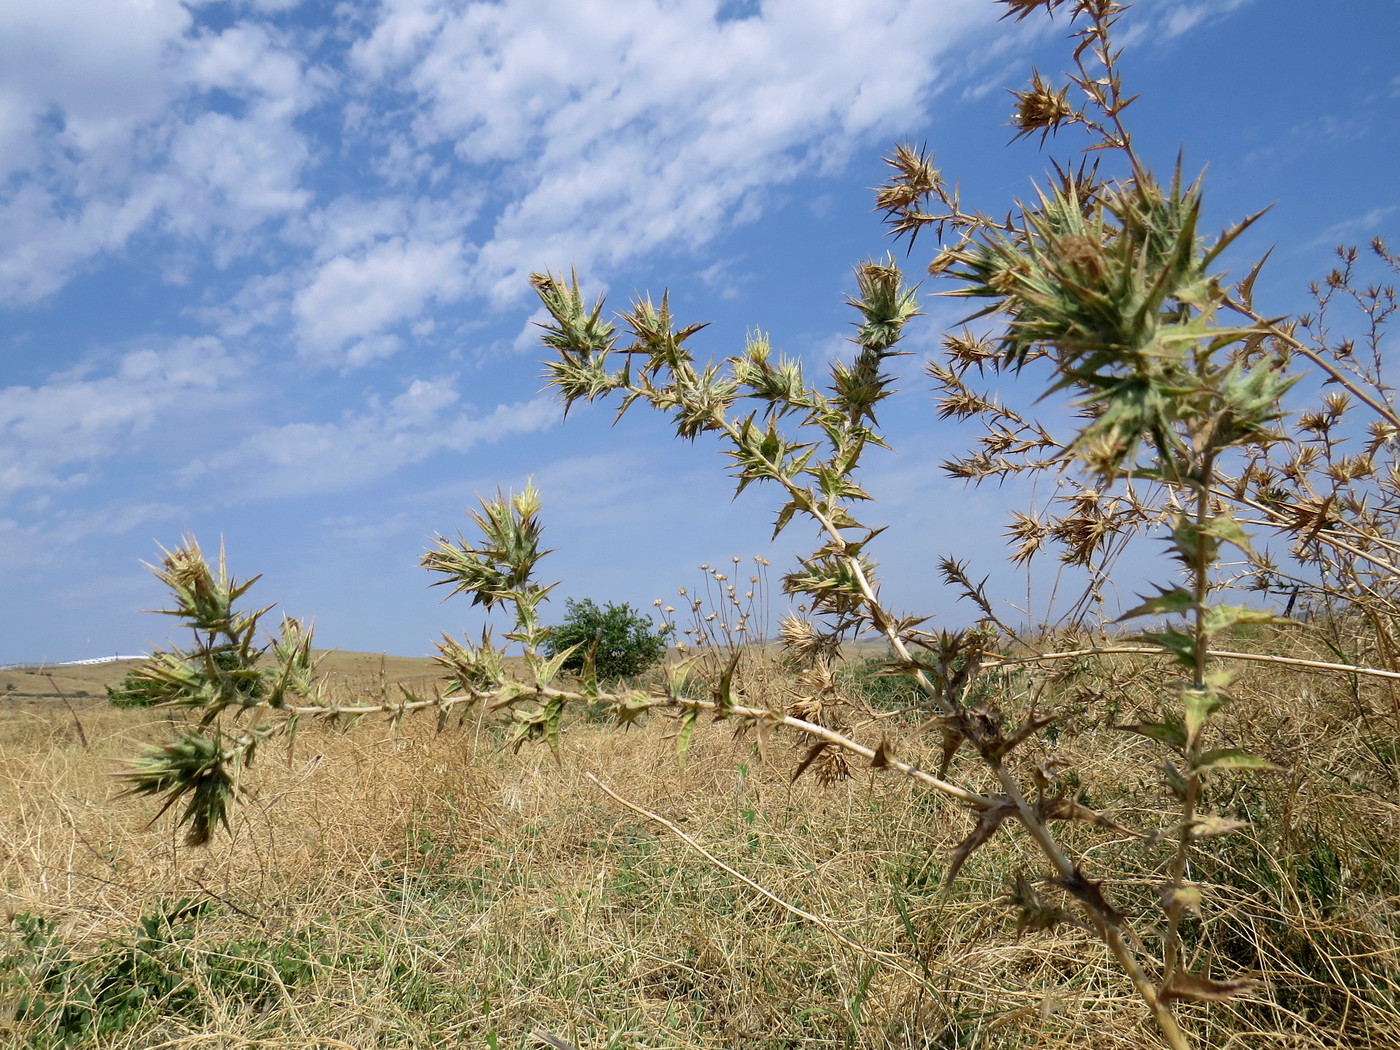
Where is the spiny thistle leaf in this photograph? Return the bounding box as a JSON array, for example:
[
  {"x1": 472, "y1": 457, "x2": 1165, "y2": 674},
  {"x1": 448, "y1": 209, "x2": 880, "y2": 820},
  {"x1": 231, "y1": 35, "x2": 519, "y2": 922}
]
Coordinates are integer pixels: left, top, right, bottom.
[
  {"x1": 1054, "y1": 867, "x2": 1125, "y2": 925},
  {"x1": 120, "y1": 731, "x2": 243, "y2": 846},
  {"x1": 1182, "y1": 686, "x2": 1227, "y2": 743},
  {"x1": 1195, "y1": 748, "x2": 1279, "y2": 774},
  {"x1": 1202, "y1": 604, "x2": 1293, "y2": 635},
  {"x1": 870, "y1": 736, "x2": 895, "y2": 769},
  {"x1": 673, "y1": 704, "x2": 700, "y2": 767},
  {"x1": 1118, "y1": 586, "x2": 1194, "y2": 622},
  {"x1": 1115, "y1": 717, "x2": 1187, "y2": 752},
  {"x1": 712, "y1": 650, "x2": 741, "y2": 718},
  {"x1": 1137, "y1": 627, "x2": 1197, "y2": 669}
]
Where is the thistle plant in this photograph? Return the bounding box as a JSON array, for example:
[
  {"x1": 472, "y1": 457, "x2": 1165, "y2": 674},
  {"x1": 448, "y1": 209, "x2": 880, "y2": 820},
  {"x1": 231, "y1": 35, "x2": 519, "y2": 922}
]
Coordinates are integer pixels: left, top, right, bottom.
[
  {"x1": 113, "y1": 2, "x2": 1398, "y2": 1047},
  {"x1": 523, "y1": 2, "x2": 1320, "y2": 1044},
  {"x1": 118, "y1": 538, "x2": 320, "y2": 845},
  {"x1": 1225, "y1": 241, "x2": 1400, "y2": 690}
]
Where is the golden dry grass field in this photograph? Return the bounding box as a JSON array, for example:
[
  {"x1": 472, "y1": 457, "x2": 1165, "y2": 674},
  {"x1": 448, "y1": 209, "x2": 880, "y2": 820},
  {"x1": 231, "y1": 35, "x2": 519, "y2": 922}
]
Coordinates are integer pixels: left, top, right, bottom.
[{"x1": 2, "y1": 644, "x2": 1397, "y2": 1049}]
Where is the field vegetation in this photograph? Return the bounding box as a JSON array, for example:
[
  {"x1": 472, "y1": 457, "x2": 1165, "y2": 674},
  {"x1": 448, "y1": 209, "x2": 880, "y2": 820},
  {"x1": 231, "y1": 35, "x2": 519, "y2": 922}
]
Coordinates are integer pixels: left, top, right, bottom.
[
  {"x1": 4, "y1": 2, "x2": 1399, "y2": 1047},
  {"x1": 3, "y1": 641, "x2": 1397, "y2": 1048}
]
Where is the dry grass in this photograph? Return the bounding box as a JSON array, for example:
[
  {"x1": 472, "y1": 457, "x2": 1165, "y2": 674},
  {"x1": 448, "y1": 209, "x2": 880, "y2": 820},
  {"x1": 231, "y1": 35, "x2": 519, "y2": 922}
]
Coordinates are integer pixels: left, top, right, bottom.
[
  {"x1": 3, "y1": 642, "x2": 1396, "y2": 1049},
  {"x1": 0, "y1": 652, "x2": 442, "y2": 706}
]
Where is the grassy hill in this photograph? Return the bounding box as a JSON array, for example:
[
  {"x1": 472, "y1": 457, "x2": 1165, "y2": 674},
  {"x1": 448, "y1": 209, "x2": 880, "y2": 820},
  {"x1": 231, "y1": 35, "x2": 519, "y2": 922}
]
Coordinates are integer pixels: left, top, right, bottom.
[{"x1": 0, "y1": 651, "x2": 444, "y2": 707}]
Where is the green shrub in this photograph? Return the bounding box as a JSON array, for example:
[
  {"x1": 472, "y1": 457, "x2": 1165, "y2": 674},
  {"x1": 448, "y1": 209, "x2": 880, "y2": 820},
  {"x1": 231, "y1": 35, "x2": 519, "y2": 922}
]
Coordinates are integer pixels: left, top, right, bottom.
[
  {"x1": 545, "y1": 598, "x2": 667, "y2": 682},
  {"x1": 105, "y1": 662, "x2": 167, "y2": 708},
  {"x1": 106, "y1": 648, "x2": 254, "y2": 708}
]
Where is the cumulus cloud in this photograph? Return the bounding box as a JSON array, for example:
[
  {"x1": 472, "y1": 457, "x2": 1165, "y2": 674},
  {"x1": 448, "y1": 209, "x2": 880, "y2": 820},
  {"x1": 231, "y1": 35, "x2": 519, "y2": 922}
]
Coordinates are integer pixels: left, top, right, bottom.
[
  {"x1": 0, "y1": 0, "x2": 190, "y2": 173},
  {"x1": 0, "y1": 4, "x2": 325, "y2": 303},
  {"x1": 181, "y1": 381, "x2": 558, "y2": 497},
  {"x1": 1, "y1": 0, "x2": 1011, "y2": 334},
  {"x1": 354, "y1": 0, "x2": 995, "y2": 302},
  {"x1": 293, "y1": 238, "x2": 470, "y2": 365},
  {"x1": 0, "y1": 338, "x2": 244, "y2": 505}
]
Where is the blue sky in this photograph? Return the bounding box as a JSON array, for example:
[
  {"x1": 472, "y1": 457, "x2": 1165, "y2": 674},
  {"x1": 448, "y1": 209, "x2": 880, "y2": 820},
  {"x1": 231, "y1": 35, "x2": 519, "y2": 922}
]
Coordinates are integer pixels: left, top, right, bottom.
[{"x1": 1, "y1": 0, "x2": 1396, "y2": 663}]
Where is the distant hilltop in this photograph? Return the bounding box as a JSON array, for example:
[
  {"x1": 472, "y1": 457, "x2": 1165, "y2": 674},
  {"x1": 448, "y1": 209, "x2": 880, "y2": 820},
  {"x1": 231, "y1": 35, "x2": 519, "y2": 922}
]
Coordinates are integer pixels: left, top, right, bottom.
[{"x1": 0, "y1": 655, "x2": 145, "y2": 671}]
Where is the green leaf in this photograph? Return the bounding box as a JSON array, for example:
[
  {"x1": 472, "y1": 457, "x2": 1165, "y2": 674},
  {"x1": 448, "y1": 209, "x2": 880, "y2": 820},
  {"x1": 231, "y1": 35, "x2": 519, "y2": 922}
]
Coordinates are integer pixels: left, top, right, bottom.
[
  {"x1": 712, "y1": 650, "x2": 741, "y2": 718},
  {"x1": 542, "y1": 694, "x2": 567, "y2": 754},
  {"x1": 1203, "y1": 605, "x2": 1295, "y2": 635},
  {"x1": 771, "y1": 499, "x2": 801, "y2": 540},
  {"x1": 1163, "y1": 760, "x2": 1188, "y2": 802},
  {"x1": 1169, "y1": 516, "x2": 1218, "y2": 568},
  {"x1": 488, "y1": 679, "x2": 530, "y2": 710},
  {"x1": 675, "y1": 704, "x2": 700, "y2": 767},
  {"x1": 543, "y1": 598, "x2": 667, "y2": 681},
  {"x1": 1195, "y1": 748, "x2": 1279, "y2": 773},
  {"x1": 528, "y1": 645, "x2": 576, "y2": 690},
  {"x1": 1118, "y1": 586, "x2": 1193, "y2": 622},
  {"x1": 1198, "y1": 508, "x2": 1254, "y2": 556},
  {"x1": 1138, "y1": 627, "x2": 1196, "y2": 669},
  {"x1": 1116, "y1": 718, "x2": 1187, "y2": 751},
  {"x1": 579, "y1": 642, "x2": 599, "y2": 700},
  {"x1": 613, "y1": 692, "x2": 650, "y2": 728},
  {"x1": 1183, "y1": 685, "x2": 1226, "y2": 743}
]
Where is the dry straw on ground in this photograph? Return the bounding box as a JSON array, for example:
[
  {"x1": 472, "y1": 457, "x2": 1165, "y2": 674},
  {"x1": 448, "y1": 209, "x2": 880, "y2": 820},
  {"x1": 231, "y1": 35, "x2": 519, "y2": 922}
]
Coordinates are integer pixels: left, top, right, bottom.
[{"x1": 4, "y1": 644, "x2": 1397, "y2": 1048}]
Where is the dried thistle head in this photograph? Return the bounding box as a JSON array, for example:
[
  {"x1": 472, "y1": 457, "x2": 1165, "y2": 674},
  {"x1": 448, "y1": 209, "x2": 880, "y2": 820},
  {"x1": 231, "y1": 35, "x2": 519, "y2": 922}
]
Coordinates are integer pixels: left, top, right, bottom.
[
  {"x1": 1005, "y1": 511, "x2": 1047, "y2": 565},
  {"x1": 779, "y1": 613, "x2": 826, "y2": 660},
  {"x1": 942, "y1": 329, "x2": 997, "y2": 373},
  {"x1": 998, "y1": 0, "x2": 1072, "y2": 21},
  {"x1": 1010, "y1": 70, "x2": 1076, "y2": 144},
  {"x1": 875, "y1": 142, "x2": 944, "y2": 246},
  {"x1": 788, "y1": 694, "x2": 826, "y2": 724},
  {"x1": 874, "y1": 141, "x2": 942, "y2": 215},
  {"x1": 814, "y1": 747, "x2": 852, "y2": 786},
  {"x1": 1049, "y1": 158, "x2": 1107, "y2": 215},
  {"x1": 1008, "y1": 873, "x2": 1072, "y2": 936}
]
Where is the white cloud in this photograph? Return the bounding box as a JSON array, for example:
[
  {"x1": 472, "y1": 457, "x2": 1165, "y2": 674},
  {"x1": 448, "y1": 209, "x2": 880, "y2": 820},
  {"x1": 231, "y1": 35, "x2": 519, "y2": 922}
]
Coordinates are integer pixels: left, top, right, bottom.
[
  {"x1": 293, "y1": 237, "x2": 469, "y2": 364},
  {"x1": 322, "y1": 510, "x2": 419, "y2": 548},
  {"x1": 166, "y1": 112, "x2": 312, "y2": 233},
  {"x1": 1117, "y1": 0, "x2": 1255, "y2": 47},
  {"x1": 355, "y1": 0, "x2": 995, "y2": 303},
  {"x1": 0, "y1": 0, "x2": 1009, "y2": 330},
  {"x1": 185, "y1": 23, "x2": 323, "y2": 114},
  {"x1": 193, "y1": 269, "x2": 297, "y2": 339},
  {"x1": 1304, "y1": 205, "x2": 1400, "y2": 250},
  {"x1": 0, "y1": 6, "x2": 326, "y2": 303},
  {"x1": 0, "y1": 0, "x2": 191, "y2": 300},
  {"x1": 181, "y1": 381, "x2": 557, "y2": 496},
  {"x1": 0, "y1": 338, "x2": 244, "y2": 504},
  {"x1": 0, "y1": 182, "x2": 170, "y2": 302},
  {"x1": 1160, "y1": 0, "x2": 1254, "y2": 39},
  {"x1": 0, "y1": 0, "x2": 190, "y2": 172}
]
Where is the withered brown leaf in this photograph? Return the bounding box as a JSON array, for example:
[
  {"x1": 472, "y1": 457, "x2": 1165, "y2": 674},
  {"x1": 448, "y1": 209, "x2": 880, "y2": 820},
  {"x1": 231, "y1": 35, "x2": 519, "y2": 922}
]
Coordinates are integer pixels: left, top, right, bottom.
[
  {"x1": 791, "y1": 740, "x2": 829, "y2": 784},
  {"x1": 1160, "y1": 971, "x2": 1259, "y2": 1004},
  {"x1": 947, "y1": 799, "x2": 1016, "y2": 885},
  {"x1": 870, "y1": 735, "x2": 894, "y2": 769},
  {"x1": 1055, "y1": 866, "x2": 1126, "y2": 925}
]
